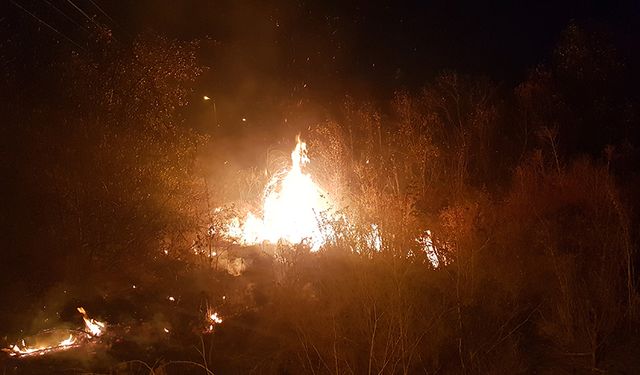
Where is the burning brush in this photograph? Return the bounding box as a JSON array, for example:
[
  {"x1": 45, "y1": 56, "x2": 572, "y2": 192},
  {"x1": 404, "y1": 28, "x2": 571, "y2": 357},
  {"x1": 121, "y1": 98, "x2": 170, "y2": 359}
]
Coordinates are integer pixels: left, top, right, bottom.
[
  {"x1": 3, "y1": 332, "x2": 79, "y2": 358},
  {"x1": 223, "y1": 136, "x2": 334, "y2": 251},
  {"x1": 221, "y1": 136, "x2": 442, "y2": 267},
  {"x1": 203, "y1": 303, "x2": 224, "y2": 334},
  {"x1": 77, "y1": 307, "x2": 105, "y2": 337},
  {"x1": 2, "y1": 307, "x2": 106, "y2": 358}
]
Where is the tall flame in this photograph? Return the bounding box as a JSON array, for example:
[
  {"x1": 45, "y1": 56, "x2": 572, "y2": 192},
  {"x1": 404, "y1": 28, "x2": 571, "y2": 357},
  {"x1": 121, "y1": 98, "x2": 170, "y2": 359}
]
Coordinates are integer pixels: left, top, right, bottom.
[
  {"x1": 223, "y1": 136, "x2": 441, "y2": 267},
  {"x1": 228, "y1": 136, "x2": 332, "y2": 250}
]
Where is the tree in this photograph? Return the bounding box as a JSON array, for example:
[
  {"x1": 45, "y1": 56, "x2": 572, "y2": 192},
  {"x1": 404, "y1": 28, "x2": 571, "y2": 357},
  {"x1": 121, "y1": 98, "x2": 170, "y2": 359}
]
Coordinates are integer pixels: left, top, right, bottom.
[{"x1": 1, "y1": 31, "x2": 208, "y2": 297}]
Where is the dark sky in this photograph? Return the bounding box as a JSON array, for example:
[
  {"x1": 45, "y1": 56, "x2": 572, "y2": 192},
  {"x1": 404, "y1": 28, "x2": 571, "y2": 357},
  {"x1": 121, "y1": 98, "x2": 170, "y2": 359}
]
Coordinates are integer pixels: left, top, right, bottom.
[
  {"x1": 3, "y1": 0, "x2": 639, "y2": 141},
  {"x1": 6, "y1": 1, "x2": 639, "y2": 88},
  {"x1": 102, "y1": 0, "x2": 638, "y2": 88}
]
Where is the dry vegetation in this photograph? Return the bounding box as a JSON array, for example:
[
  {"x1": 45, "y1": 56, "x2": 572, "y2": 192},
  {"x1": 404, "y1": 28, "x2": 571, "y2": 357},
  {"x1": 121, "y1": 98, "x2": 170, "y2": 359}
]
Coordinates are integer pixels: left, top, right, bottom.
[{"x1": 1, "y1": 23, "x2": 639, "y2": 374}]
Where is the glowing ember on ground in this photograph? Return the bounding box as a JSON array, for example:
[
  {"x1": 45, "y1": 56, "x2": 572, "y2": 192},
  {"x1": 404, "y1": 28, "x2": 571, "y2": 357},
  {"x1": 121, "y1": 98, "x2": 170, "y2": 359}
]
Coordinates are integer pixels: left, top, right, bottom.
[
  {"x1": 77, "y1": 307, "x2": 105, "y2": 337},
  {"x1": 3, "y1": 334, "x2": 77, "y2": 358},
  {"x1": 225, "y1": 136, "x2": 334, "y2": 250},
  {"x1": 3, "y1": 308, "x2": 107, "y2": 358}
]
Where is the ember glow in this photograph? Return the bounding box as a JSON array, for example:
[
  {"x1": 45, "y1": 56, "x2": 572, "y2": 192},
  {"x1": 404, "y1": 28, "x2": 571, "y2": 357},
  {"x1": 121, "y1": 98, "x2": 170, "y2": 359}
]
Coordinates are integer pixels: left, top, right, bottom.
[
  {"x1": 209, "y1": 312, "x2": 223, "y2": 324},
  {"x1": 204, "y1": 307, "x2": 223, "y2": 333},
  {"x1": 226, "y1": 136, "x2": 334, "y2": 250}
]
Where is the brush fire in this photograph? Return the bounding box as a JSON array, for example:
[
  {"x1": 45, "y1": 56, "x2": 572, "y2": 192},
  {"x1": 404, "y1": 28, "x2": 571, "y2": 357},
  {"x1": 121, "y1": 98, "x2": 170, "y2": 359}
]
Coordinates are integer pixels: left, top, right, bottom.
[
  {"x1": 204, "y1": 308, "x2": 223, "y2": 334},
  {"x1": 3, "y1": 307, "x2": 104, "y2": 358},
  {"x1": 222, "y1": 136, "x2": 440, "y2": 261},
  {"x1": 223, "y1": 136, "x2": 334, "y2": 250},
  {"x1": 2, "y1": 136, "x2": 437, "y2": 364}
]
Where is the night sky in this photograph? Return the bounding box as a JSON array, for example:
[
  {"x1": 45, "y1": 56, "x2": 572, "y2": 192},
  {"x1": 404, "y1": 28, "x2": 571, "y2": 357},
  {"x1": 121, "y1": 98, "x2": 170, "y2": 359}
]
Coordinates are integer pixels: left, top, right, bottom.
[
  {"x1": 5, "y1": 1, "x2": 639, "y2": 111},
  {"x1": 3, "y1": 0, "x2": 639, "y2": 173}
]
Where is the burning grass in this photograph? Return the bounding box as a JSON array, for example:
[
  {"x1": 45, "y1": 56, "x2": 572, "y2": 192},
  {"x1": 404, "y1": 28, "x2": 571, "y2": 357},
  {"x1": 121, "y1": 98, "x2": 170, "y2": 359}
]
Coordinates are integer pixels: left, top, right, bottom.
[
  {"x1": 3, "y1": 307, "x2": 105, "y2": 358},
  {"x1": 221, "y1": 136, "x2": 442, "y2": 266},
  {"x1": 1, "y1": 135, "x2": 443, "y2": 373}
]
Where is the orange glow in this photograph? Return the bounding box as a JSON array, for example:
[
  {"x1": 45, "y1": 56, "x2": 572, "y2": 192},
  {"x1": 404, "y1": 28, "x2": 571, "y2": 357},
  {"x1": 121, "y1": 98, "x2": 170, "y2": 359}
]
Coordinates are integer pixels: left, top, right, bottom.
[
  {"x1": 77, "y1": 307, "x2": 105, "y2": 337},
  {"x1": 222, "y1": 136, "x2": 440, "y2": 261},
  {"x1": 204, "y1": 307, "x2": 223, "y2": 333},
  {"x1": 225, "y1": 136, "x2": 333, "y2": 250},
  {"x1": 3, "y1": 334, "x2": 76, "y2": 357}
]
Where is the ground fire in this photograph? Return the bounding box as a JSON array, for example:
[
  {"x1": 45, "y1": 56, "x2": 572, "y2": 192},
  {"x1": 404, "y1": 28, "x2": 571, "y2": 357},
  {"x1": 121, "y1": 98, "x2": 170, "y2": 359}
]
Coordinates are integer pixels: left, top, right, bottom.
[{"x1": 3, "y1": 308, "x2": 105, "y2": 358}]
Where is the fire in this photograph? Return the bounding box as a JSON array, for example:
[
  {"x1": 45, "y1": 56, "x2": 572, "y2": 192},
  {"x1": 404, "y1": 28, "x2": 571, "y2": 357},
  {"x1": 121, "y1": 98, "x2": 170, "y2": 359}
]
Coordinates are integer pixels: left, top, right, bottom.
[
  {"x1": 59, "y1": 335, "x2": 75, "y2": 346},
  {"x1": 366, "y1": 224, "x2": 382, "y2": 252},
  {"x1": 209, "y1": 312, "x2": 223, "y2": 324},
  {"x1": 417, "y1": 230, "x2": 440, "y2": 268},
  {"x1": 222, "y1": 136, "x2": 442, "y2": 265},
  {"x1": 3, "y1": 307, "x2": 107, "y2": 358},
  {"x1": 204, "y1": 308, "x2": 223, "y2": 333},
  {"x1": 77, "y1": 307, "x2": 105, "y2": 337},
  {"x1": 227, "y1": 136, "x2": 333, "y2": 250},
  {"x1": 3, "y1": 334, "x2": 76, "y2": 358}
]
